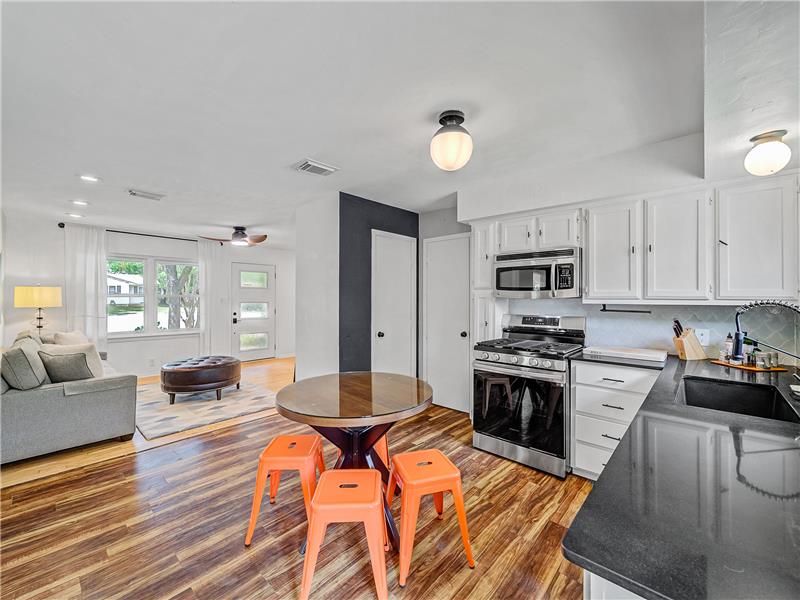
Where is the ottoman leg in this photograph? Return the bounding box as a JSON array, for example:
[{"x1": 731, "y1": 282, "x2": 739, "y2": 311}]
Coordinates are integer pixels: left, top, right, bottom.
[
  {"x1": 216, "y1": 388, "x2": 222, "y2": 401},
  {"x1": 169, "y1": 393, "x2": 175, "y2": 405},
  {"x1": 237, "y1": 382, "x2": 241, "y2": 390}
]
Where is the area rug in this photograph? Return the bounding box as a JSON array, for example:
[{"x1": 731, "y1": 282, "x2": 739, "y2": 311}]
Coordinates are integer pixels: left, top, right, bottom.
[{"x1": 135, "y1": 380, "x2": 277, "y2": 439}]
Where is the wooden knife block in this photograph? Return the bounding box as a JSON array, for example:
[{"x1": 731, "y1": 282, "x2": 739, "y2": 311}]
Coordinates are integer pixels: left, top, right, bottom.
[{"x1": 673, "y1": 328, "x2": 706, "y2": 361}]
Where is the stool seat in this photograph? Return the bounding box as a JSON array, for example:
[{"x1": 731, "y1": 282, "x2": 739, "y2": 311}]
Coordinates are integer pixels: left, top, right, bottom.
[
  {"x1": 391, "y1": 448, "x2": 459, "y2": 489},
  {"x1": 312, "y1": 469, "x2": 383, "y2": 513},
  {"x1": 261, "y1": 434, "x2": 321, "y2": 462}
]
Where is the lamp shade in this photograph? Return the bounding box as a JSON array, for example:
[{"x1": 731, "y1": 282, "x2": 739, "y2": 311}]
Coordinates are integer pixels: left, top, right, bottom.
[{"x1": 14, "y1": 286, "x2": 63, "y2": 308}]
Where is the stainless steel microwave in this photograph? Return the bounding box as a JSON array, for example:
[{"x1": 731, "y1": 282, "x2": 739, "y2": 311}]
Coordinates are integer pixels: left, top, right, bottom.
[{"x1": 493, "y1": 248, "x2": 581, "y2": 299}]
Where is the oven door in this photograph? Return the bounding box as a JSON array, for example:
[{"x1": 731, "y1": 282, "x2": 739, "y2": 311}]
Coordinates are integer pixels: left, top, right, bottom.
[
  {"x1": 494, "y1": 261, "x2": 554, "y2": 299},
  {"x1": 472, "y1": 363, "x2": 566, "y2": 459}
]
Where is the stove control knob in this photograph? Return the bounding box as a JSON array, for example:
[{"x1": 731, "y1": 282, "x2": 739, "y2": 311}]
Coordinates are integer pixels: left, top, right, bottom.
[
  {"x1": 509, "y1": 356, "x2": 519, "y2": 364},
  {"x1": 480, "y1": 352, "x2": 489, "y2": 360},
  {"x1": 543, "y1": 360, "x2": 553, "y2": 369},
  {"x1": 530, "y1": 358, "x2": 539, "y2": 367},
  {"x1": 491, "y1": 353, "x2": 501, "y2": 361}
]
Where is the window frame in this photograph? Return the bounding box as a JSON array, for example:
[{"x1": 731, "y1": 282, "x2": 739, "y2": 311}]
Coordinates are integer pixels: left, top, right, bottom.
[
  {"x1": 155, "y1": 260, "x2": 201, "y2": 332},
  {"x1": 107, "y1": 254, "x2": 201, "y2": 338},
  {"x1": 106, "y1": 256, "x2": 148, "y2": 336}
]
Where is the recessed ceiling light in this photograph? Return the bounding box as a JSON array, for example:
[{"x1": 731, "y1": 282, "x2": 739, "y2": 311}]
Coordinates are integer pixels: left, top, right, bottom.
[
  {"x1": 79, "y1": 174, "x2": 102, "y2": 183},
  {"x1": 65, "y1": 213, "x2": 84, "y2": 218},
  {"x1": 71, "y1": 199, "x2": 89, "y2": 206}
]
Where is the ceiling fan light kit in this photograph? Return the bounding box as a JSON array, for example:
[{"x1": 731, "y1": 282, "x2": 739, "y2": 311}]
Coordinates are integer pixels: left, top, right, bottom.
[
  {"x1": 430, "y1": 109, "x2": 473, "y2": 171},
  {"x1": 744, "y1": 129, "x2": 791, "y2": 176},
  {"x1": 201, "y1": 226, "x2": 268, "y2": 246}
]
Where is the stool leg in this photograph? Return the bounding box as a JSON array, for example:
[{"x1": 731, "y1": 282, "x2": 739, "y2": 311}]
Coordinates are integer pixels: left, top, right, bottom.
[
  {"x1": 298, "y1": 462, "x2": 316, "y2": 521},
  {"x1": 364, "y1": 511, "x2": 389, "y2": 600},
  {"x1": 244, "y1": 456, "x2": 269, "y2": 546},
  {"x1": 299, "y1": 515, "x2": 327, "y2": 600},
  {"x1": 315, "y1": 446, "x2": 326, "y2": 475},
  {"x1": 433, "y1": 492, "x2": 444, "y2": 520},
  {"x1": 268, "y1": 470, "x2": 281, "y2": 504},
  {"x1": 452, "y1": 481, "x2": 475, "y2": 568},
  {"x1": 398, "y1": 491, "x2": 421, "y2": 587},
  {"x1": 386, "y1": 470, "x2": 398, "y2": 506}
]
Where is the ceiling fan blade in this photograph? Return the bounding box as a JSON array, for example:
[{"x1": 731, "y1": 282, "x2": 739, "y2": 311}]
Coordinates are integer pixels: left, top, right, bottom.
[
  {"x1": 246, "y1": 234, "x2": 268, "y2": 244},
  {"x1": 199, "y1": 236, "x2": 229, "y2": 242}
]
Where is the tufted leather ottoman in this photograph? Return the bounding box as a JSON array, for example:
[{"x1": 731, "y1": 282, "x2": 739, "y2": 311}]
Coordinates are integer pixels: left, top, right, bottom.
[{"x1": 160, "y1": 356, "x2": 241, "y2": 405}]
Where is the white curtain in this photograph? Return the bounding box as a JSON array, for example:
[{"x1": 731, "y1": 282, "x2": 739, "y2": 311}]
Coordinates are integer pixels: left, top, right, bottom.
[
  {"x1": 198, "y1": 238, "x2": 228, "y2": 355},
  {"x1": 64, "y1": 223, "x2": 108, "y2": 351}
]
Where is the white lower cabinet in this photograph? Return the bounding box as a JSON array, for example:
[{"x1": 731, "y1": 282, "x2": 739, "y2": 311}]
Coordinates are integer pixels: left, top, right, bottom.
[
  {"x1": 571, "y1": 362, "x2": 659, "y2": 480},
  {"x1": 584, "y1": 572, "x2": 646, "y2": 600}
]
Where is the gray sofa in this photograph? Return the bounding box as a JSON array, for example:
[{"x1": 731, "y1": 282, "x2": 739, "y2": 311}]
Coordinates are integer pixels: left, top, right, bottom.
[{"x1": 1, "y1": 332, "x2": 137, "y2": 464}]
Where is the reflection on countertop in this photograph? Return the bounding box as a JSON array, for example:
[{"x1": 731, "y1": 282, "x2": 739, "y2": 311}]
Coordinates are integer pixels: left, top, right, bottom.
[{"x1": 563, "y1": 357, "x2": 800, "y2": 600}]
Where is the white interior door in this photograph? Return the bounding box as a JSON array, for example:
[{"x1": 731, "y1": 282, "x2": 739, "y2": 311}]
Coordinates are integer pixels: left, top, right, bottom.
[
  {"x1": 231, "y1": 262, "x2": 276, "y2": 361},
  {"x1": 371, "y1": 230, "x2": 416, "y2": 376},
  {"x1": 424, "y1": 234, "x2": 470, "y2": 412}
]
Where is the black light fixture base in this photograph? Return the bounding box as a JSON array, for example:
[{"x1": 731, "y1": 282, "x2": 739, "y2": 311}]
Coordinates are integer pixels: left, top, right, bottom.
[{"x1": 438, "y1": 109, "x2": 465, "y2": 126}]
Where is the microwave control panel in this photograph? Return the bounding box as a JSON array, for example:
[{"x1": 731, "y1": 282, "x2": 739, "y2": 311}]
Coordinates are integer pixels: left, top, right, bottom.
[{"x1": 555, "y1": 264, "x2": 574, "y2": 290}]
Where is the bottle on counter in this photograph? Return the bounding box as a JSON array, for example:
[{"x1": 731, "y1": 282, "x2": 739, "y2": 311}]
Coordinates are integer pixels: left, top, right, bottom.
[{"x1": 724, "y1": 333, "x2": 734, "y2": 360}]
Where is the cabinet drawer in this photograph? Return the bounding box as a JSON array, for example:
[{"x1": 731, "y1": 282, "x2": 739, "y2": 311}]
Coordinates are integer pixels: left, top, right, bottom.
[
  {"x1": 574, "y1": 441, "x2": 613, "y2": 478},
  {"x1": 575, "y1": 414, "x2": 628, "y2": 450},
  {"x1": 574, "y1": 362, "x2": 659, "y2": 395},
  {"x1": 575, "y1": 385, "x2": 645, "y2": 424}
]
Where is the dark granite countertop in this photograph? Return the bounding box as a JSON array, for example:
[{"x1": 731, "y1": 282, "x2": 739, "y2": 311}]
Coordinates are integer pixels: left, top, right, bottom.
[
  {"x1": 570, "y1": 350, "x2": 667, "y2": 371},
  {"x1": 563, "y1": 357, "x2": 800, "y2": 600}
]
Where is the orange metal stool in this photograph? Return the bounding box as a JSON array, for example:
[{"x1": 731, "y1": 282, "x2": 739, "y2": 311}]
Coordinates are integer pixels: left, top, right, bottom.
[
  {"x1": 300, "y1": 469, "x2": 388, "y2": 600},
  {"x1": 244, "y1": 434, "x2": 326, "y2": 546},
  {"x1": 386, "y1": 448, "x2": 475, "y2": 586}
]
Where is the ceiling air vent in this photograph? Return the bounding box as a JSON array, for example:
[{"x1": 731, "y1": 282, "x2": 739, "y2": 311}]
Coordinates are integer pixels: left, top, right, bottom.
[
  {"x1": 127, "y1": 188, "x2": 165, "y2": 201},
  {"x1": 295, "y1": 159, "x2": 339, "y2": 176}
]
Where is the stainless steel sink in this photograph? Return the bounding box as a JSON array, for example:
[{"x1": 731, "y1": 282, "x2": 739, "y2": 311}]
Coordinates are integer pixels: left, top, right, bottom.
[{"x1": 676, "y1": 376, "x2": 800, "y2": 423}]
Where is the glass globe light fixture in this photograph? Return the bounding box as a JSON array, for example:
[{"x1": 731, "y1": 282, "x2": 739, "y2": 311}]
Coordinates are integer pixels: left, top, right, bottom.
[
  {"x1": 744, "y1": 130, "x2": 791, "y2": 176},
  {"x1": 430, "y1": 110, "x2": 473, "y2": 171}
]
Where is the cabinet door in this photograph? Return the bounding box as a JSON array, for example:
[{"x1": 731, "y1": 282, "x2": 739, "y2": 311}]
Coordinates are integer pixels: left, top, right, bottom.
[
  {"x1": 498, "y1": 216, "x2": 535, "y2": 252},
  {"x1": 717, "y1": 176, "x2": 798, "y2": 299},
  {"x1": 538, "y1": 209, "x2": 580, "y2": 249},
  {"x1": 586, "y1": 201, "x2": 642, "y2": 299},
  {"x1": 645, "y1": 192, "x2": 710, "y2": 300},
  {"x1": 471, "y1": 222, "x2": 495, "y2": 289},
  {"x1": 471, "y1": 291, "x2": 493, "y2": 343}
]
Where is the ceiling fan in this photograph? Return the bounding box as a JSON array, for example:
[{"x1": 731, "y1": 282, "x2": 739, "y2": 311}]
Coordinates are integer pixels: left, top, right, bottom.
[{"x1": 201, "y1": 226, "x2": 267, "y2": 247}]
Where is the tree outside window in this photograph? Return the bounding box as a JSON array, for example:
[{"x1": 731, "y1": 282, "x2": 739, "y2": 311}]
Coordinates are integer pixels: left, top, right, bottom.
[{"x1": 156, "y1": 263, "x2": 199, "y2": 330}]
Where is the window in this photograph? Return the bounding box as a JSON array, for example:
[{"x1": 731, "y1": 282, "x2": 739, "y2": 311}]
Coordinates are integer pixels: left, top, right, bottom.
[
  {"x1": 240, "y1": 332, "x2": 269, "y2": 351},
  {"x1": 106, "y1": 259, "x2": 145, "y2": 333},
  {"x1": 156, "y1": 262, "x2": 200, "y2": 330},
  {"x1": 240, "y1": 270, "x2": 268, "y2": 288},
  {"x1": 106, "y1": 257, "x2": 200, "y2": 335},
  {"x1": 240, "y1": 302, "x2": 269, "y2": 319}
]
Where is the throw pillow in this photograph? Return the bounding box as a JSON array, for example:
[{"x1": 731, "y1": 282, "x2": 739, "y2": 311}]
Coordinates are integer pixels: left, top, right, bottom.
[
  {"x1": 13, "y1": 330, "x2": 41, "y2": 346},
  {"x1": 54, "y1": 331, "x2": 90, "y2": 345},
  {"x1": 38, "y1": 352, "x2": 94, "y2": 383},
  {"x1": 38, "y1": 343, "x2": 103, "y2": 379},
  {"x1": 1, "y1": 338, "x2": 48, "y2": 390}
]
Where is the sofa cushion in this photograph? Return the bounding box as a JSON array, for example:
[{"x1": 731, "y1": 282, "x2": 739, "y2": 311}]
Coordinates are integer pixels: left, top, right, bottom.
[
  {"x1": 1, "y1": 376, "x2": 9, "y2": 394},
  {"x1": 1, "y1": 339, "x2": 48, "y2": 390},
  {"x1": 54, "y1": 331, "x2": 90, "y2": 345},
  {"x1": 39, "y1": 343, "x2": 103, "y2": 379},
  {"x1": 38, "y1": 351, "x2": 95, "y2": 383}
]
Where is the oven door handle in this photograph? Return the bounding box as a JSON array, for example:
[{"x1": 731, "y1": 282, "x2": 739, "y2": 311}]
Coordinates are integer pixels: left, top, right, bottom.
[{"x1": 473, "y1": 363, "x2": 565, "y2": 385}]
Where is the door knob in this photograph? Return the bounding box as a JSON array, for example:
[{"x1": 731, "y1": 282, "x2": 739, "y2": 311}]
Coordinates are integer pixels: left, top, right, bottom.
[
  {"x1": 377, "y1": 331, "x2": 385, "y2": 338},
  {"x1": 460, "y1": 331, "x2": 468, "y2": 337}
]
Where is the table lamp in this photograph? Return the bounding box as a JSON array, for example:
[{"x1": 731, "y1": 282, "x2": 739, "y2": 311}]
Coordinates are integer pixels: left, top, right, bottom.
[{"x1": 14, "y1": 286, "x2": 63, "y2": 330}]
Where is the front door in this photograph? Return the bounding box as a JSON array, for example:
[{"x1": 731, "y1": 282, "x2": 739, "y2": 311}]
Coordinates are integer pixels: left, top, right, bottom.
[{"x1": 231, "y1": 262, "x2": 276, "y2": 361}]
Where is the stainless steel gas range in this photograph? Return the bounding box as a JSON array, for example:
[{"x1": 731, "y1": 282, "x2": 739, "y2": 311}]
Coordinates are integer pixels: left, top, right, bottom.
[{"x1": 472, "y1": 314, "x2": 586, "y2": 478}]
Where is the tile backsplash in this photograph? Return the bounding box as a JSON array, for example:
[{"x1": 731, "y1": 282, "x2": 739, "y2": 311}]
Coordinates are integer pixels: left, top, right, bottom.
[{"x1": 508, "y1": 299, "x2": 799, "y2": 365}]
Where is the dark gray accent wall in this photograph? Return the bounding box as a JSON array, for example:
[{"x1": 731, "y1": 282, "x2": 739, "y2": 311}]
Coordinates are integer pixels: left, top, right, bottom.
[{"x1": 339, "y1": 192, "x2": 419, "y2": 372}]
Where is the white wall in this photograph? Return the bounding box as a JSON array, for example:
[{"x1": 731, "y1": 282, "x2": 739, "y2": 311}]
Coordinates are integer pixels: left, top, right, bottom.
[
  {"x1": 295, "y1": 197, "x2": 339, "y2": 380},
  {"x1": 1, "y1": 210, "x2": 296, "y2": 375}
]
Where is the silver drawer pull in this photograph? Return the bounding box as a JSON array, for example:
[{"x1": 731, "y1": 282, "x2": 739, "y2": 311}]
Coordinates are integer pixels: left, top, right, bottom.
[
  {"x1": 601, "y1": 403, "x2": 625, "y2": 410},
  {"x1": 602, "y1": 377, "x2": 625, "y2": 383},
  {"x1": 601, "y1": 433, "x2": 621, "y2": 442}
]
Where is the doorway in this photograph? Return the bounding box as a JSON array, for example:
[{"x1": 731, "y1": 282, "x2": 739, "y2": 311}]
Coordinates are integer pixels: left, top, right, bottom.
[{"x1": 231, "y1": 262, "x2": 276, "y2": 361}]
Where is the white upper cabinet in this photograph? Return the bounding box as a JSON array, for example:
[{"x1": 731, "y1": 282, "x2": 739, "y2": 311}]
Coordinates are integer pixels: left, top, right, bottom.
[
  {"x1": 498, "y1": 216, "x2": 536, "y2": 252},
  {"x1": 645, "y1": 191, "x2": 710, "y2": 300},
  {"x1": 538, "y1": 209, "x2": 581, "y2": 249},
  {"x1": 471, "y1": 222, "x2": 495, "y2": 290},
  {"x1": 716, "y1": 176, "x2": 798, "y2": 299},
  {"x1": 586, "y1": 201, "x2": 642, "y2": 299}
]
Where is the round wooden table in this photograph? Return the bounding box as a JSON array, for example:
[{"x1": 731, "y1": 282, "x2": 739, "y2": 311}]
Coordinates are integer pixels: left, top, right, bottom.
[{"x1": 276, "y1": 371, "x2": 433, "y2": 551}]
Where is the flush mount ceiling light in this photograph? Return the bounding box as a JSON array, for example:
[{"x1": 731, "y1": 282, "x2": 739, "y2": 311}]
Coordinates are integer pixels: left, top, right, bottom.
[
  {"x1": 430, "y1": 110, "x2": 473, "y2": 171},
  {"x1": 744, "y1": 130, "x2": 791, "y2": 176},
  {"x1": 79, "y1": 174, "x2": 102, "y2": 183}
]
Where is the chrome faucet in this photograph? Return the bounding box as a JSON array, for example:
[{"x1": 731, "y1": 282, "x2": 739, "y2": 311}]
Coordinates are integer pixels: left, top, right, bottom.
[{"x1": 733, "y1": 299, "x2": 800, "y2": 361}]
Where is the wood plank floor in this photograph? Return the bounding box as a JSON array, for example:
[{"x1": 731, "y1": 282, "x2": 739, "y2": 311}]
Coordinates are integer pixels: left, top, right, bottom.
[{"x1": 0, "y1": 406, "x2": 591, "y2": 599}]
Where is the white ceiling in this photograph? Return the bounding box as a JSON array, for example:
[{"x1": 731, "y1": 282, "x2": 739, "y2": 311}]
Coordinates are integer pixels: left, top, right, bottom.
[{"x1": 2, "y1": 1, "x2": 703, "y2": 248}]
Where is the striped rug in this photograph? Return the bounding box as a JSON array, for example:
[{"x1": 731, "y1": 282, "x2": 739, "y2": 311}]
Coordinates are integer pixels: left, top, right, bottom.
[{"x1": 135, "y1": 380, "x2": 276, "y2": 439}]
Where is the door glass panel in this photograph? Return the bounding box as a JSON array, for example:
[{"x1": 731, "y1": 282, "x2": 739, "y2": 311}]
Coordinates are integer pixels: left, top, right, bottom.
[
  {"x1": 240, "y1": 271, "x2": 268, "y2": 288},
  {"x1": 496, "y1": 266, "x2": 551, "y2": 291},
  {"x1": 240, "y1": 332, "x2": 269, "y2": 351},
  {"x1": 240, "y1": 302, "x2": 269, "y2": 319}
]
